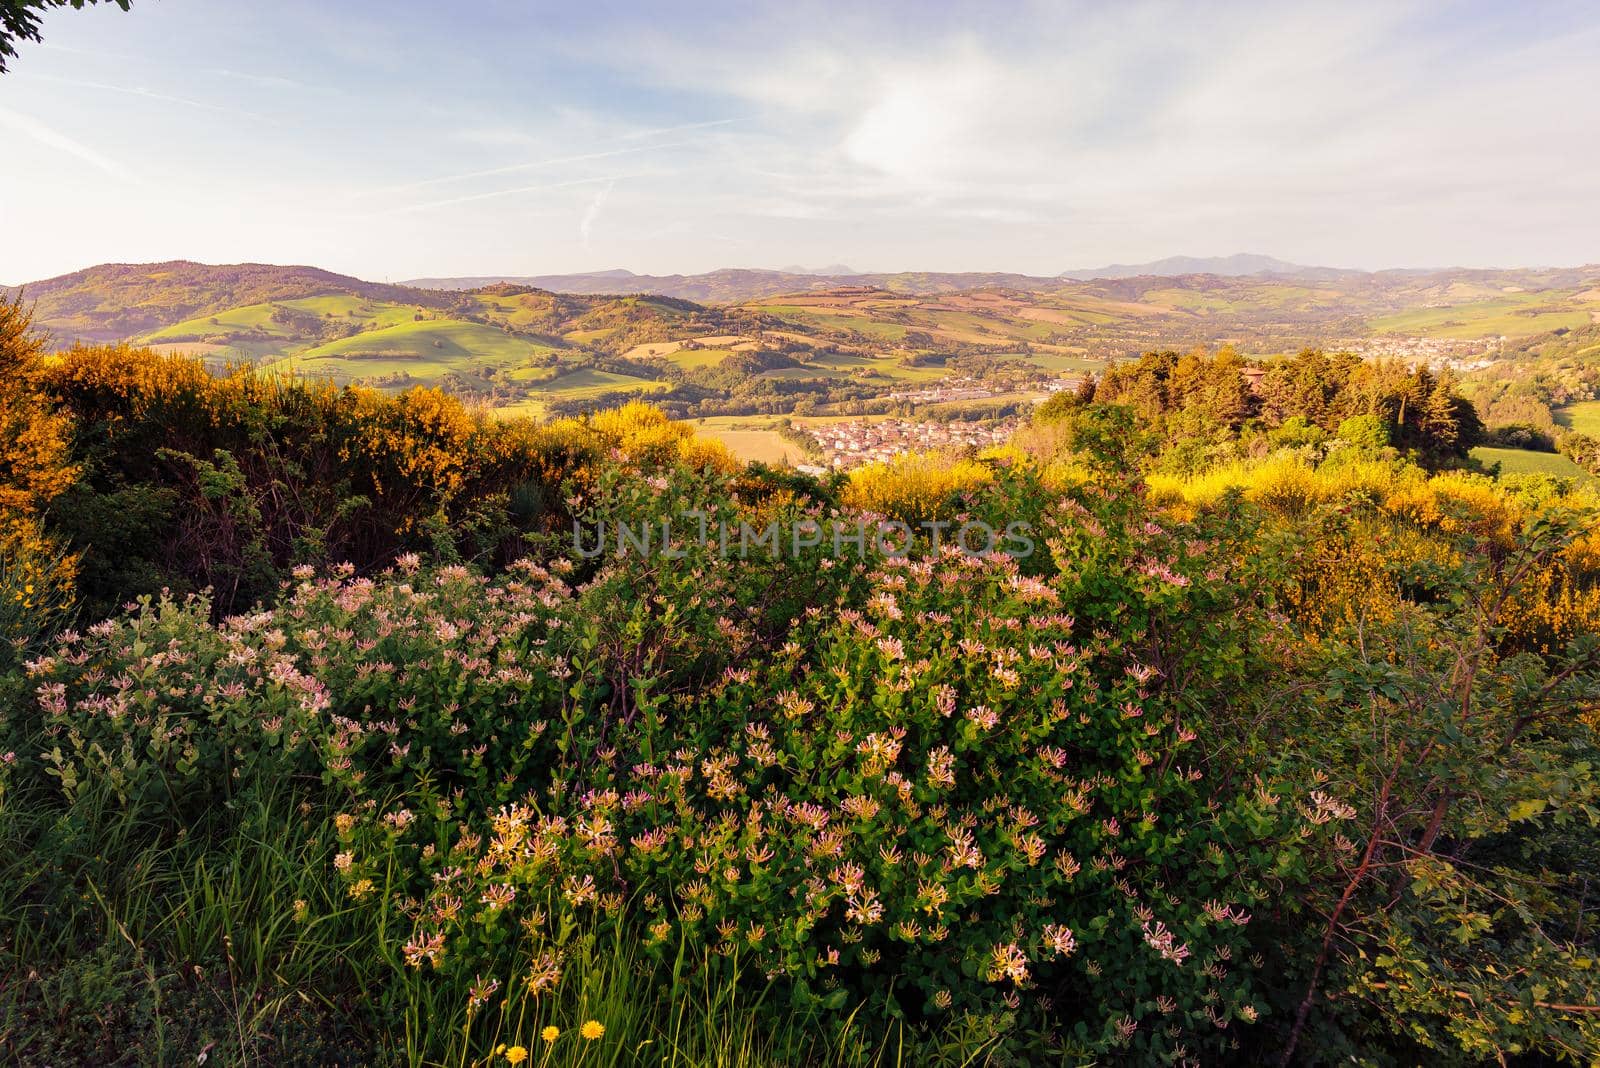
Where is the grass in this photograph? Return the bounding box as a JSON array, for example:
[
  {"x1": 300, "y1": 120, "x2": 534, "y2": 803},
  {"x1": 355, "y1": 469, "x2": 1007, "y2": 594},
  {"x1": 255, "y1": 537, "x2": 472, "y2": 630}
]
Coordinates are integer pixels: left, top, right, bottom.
[
  {"x1": 1471, "y1": 446, "x2": 1592, "y2": 480},
  {"x1": 659, "y1": 347, "x2": 736, "y2": 370},
  {"x1": 1015, "y1": 353, "x2": 1106, "y2": 374},
  {"x1": 266, "y1": 320, "x2": 561, "y2": 386},
  {"x1": 1370, "y1": 292, "x2": 1595, "y2": 339},
  {"x1": 1554, "y1": 400, "x2": 1600, "y2": 436},
  {"x1": 0, "y1": 768, "x2": 990, "y2": 1067},
  {"x1": 746, "y1": 306, "x2": 911, "y2": 341},
  {"x1": 687, "y1": 418, "x2": 805, "y2": 465},
  {"x1": 141, "y1": 296, "x2": 427, "y2": 362},
  {"x1": 526, "y1": 368, "x2": 671, "y2": 399}
]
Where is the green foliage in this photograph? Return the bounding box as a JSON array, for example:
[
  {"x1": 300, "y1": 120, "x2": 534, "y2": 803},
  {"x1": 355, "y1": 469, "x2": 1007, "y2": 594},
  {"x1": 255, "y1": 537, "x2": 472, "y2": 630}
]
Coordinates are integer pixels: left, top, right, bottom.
[
  {"x1": 1561, "y1": 431, "x2": 1600, "y2": 475},
  {"x1": 3, "y1": 459, "x2": 1335, "y2": 1063},
  {"x1": 1, "y1": 378, "x2": 1597, "y2": 1065},
  {"x1": 28, "y1": 346, "x2": 612, "y2": 617},
  {"x1": 1337, "y1": 412, "x2": 1391, "y2": 448},
  {"x1": 0, "y1": 0, "x2": 130, "y2": 74}
]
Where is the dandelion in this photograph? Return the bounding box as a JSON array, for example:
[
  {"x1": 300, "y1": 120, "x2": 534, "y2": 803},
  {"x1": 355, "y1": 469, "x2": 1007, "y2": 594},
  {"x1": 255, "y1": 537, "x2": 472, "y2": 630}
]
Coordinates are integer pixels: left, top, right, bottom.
[
  {"x1": 581, "y1": 1020, "x2": 605, "y2": 1041},
  {"x1": 541, "y1": 1025, "x2": 560, "y2": 1043},
  {"x1": 503, "y1": 1045, "x2": 528, "y2": 1065}
]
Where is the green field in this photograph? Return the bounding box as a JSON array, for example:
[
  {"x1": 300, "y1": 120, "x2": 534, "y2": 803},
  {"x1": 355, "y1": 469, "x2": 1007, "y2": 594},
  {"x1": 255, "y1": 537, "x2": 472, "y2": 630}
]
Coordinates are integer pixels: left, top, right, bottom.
[
  {"x1": 684, "y1": 415, "x2": 807, "y2": 465},
  {"x1": 1016, "y1": 353, "x2": 1106, "y2": 374},
  {"x1": 658, "y1": 346, "x2": 735, "y2": 370},
  {"x1": 144, "y1": 295, "x2": 414, "y2": 340},
  {"x1": 1554, "y1": 400, "x2": 1600, "y2": 436},
  {"x1": 1370, "y1": 292, "x2": 1595, "y2": 339},
  {"x1": 1471, "y1": 446, "x2": 1591, "y2": 479},
  {"x1": 266, "y1": 320, "x2": 560, "y2": 385},
  {"x1": 747, "y1": 305, "x2": 911, "y2": 341},
  {"x1": 526, "y1": 368, "x2": 670, "y2": 399}
]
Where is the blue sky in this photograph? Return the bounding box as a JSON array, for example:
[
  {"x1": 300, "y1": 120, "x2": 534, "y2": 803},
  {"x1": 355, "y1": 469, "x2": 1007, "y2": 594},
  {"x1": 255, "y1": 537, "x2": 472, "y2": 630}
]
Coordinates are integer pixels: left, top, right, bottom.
[{"x1": 2, "y1": 0, "x2": 1598, "y2": 283}]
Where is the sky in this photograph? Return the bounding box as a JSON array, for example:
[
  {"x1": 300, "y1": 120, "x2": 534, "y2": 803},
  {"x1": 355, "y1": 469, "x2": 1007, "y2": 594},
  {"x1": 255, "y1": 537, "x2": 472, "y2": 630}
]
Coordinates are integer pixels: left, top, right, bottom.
[{"x1": 2, "y1": 0, "x2": 1598, "y2": 284}]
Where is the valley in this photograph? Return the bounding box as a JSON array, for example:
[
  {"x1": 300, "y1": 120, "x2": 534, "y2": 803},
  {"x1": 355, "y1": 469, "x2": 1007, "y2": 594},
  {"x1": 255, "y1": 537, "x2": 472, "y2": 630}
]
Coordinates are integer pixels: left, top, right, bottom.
[{"x1": 7, "y1": 259, "x2": 1600, "y2": 469}]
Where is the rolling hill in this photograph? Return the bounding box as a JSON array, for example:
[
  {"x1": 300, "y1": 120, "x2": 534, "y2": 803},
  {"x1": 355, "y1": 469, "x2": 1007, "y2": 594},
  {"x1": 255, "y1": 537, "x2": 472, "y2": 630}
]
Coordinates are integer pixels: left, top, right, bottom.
[
  {"x1": 1056, "y1": 253, "x2": 1339, "y2": 280},
  {"x1": 403, "y1": 267, "x2": 1075, "y2": 303},
  {"x1": 11, "y1": 259, "x2": 1600, "y2": 432},
  {"x1": 2, "y1": 261, "x2": 450, "y2": 343}
]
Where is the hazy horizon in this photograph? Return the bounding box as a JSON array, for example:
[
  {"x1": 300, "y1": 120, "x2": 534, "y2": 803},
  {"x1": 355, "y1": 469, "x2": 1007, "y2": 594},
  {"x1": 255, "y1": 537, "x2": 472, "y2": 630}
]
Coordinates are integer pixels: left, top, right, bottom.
[{"x1": 3, "y1": 0, "x2": 1599, "y2": 283}]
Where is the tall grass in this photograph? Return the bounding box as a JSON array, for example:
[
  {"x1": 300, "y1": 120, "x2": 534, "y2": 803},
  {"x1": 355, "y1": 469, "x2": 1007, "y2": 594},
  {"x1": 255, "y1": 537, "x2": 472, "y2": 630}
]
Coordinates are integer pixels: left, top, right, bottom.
[{"x1": 0, "y1": 764, "x2": 1007, "y2": 1066}]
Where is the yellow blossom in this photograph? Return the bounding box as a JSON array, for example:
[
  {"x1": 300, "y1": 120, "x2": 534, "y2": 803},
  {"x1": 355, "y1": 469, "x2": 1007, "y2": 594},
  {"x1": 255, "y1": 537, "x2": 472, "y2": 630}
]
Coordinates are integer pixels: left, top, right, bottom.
[
  {"x1": 580, "y1": 1020, "x2": 605, "y2": 1040},
  {"x1": 503, "y1": 1045, "x2": 528, "y2": 1065},
  {"x1": 541, "y1": 1025, "x2": 560, "y2": 1043}
]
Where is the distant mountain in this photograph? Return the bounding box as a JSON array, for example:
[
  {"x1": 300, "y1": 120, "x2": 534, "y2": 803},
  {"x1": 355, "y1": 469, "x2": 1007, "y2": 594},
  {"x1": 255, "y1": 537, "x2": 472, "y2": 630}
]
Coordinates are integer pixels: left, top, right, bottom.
[
  {"x1": 407, "y1": 257, "x2": 1358, "y2": 302},
  {"x1": 779, "y1": 264, "x2": 859, "y2": 276},
  {"x1": 3, "y1": 260, "x2": 448, "y2": 343},
  {"x1": 404, "y1": 268, "x2": 1069, "y2": 302},
  {"x1": 17, "y1": 259, "x2": 1600, "y2": 370},
  {"x1": 1057, "y1": 253, "x2": 1346, "y2": 281}
]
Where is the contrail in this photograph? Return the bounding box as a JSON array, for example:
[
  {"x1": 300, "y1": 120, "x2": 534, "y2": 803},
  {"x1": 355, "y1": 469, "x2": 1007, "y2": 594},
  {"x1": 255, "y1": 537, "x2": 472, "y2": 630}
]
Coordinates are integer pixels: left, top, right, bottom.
[
  {"x1": 616, "y1": 116, "x2": 741, "y2": 140},
  {"x1": 361, "y1": 140, "x2": 697, "y2": 196},
  {"x1": 0, "y1": 105, "x2": 128, "y2": 179},
  {"x1": 28, "y1": 74, "x2": 272, "y2": 121},
  {"x1": 377, "y1": 172, "x2": 645, "y2": 216}
]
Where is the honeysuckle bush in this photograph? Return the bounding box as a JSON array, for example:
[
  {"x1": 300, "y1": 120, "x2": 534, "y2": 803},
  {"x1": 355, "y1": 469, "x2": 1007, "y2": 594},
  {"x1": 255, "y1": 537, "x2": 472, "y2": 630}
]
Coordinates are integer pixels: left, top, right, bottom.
[{"x1": 4, "y1": 458, "x2": 1340, "y2": 1063}]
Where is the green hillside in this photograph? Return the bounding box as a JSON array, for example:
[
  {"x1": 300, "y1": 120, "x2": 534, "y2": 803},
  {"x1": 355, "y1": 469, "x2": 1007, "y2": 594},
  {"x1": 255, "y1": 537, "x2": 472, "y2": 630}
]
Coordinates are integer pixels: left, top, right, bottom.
[
  {"x1": 4, "y1": 260, "x2": 448, "y2": 342},
  {"x1": 1471, "y1": 445, "x2": 1592, "y2": 479},
  {"x1": 1556, "y1": 400, "x2": 1600, "y2": 435},
  {"x1": 17, "y1": 259, "x2": 1600, "y2": 426},
  {"x1": 1370, "y1": 290, "x2": 1598, "y2": 338},
  {"x1": 143, "y1": 295, "x2": 432, "y2": 360},
  {"x1": 265, "y1": 320, "x2": 563, "y2": 386}
]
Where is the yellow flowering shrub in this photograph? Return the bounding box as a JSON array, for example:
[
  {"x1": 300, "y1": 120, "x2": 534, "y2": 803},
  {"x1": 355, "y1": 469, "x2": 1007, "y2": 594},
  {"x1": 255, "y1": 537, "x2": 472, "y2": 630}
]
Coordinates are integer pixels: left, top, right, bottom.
[
  {"x1": 563, "y1": 400, "x2": 738, "y2": 472},
  {"x1": 842, "y1": 451, "x2": 993, "y2": 522},
  {"x1": 1383, "y1": 471, "x2": 1522, "y2": 545},
  {"x1": 1282, "y1": 520, "x2": 1455, "y2": 632},
  {"x1": 1146, "y1": 456, "x2": 1409, "y2": 512},
  {"x1": 0, "y1": 296, "x2": 80, "y2": 641}
]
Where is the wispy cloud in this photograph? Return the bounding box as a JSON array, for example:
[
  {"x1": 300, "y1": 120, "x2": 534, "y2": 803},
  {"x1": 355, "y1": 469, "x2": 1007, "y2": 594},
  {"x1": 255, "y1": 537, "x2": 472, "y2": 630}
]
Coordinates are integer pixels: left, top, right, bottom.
[
  {"x1": 202, "y1": 67, "x2": 306, "y2": 90},
  {"x1": 29, "y1": 73, "x2": 273, "y2": 121},
  {"x1": 0, "y1": 105, "x2": 128, "y2": 179},
  {"x1": 580, "y1": 179, "x2": 616, "y2": 247},
  {"x1": 8, "y1": 1, "x2": 1600, "y2": 279},
  {"x1": 375, "y1": 172, "x2": 644, "y2": 216},
  {"x1": 616, "y1": 116, "x2": 742, "y2": 140},
  {"x1": 360, "y1": 140, "x2": 697, "y2": 196}
]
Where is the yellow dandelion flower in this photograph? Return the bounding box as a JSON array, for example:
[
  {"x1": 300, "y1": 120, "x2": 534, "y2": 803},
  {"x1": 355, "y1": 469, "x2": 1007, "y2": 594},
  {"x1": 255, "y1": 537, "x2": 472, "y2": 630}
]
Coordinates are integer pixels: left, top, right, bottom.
[
  {"x1": 504, "y1": 1046, "x2": 528, "y2": 1065},
  {"x1": 541, "y1": 1025, "x2": 560, "y2": 1043},
  {"x1": 581, "y1": 1019, "x2": 605, "y2": 1040}
]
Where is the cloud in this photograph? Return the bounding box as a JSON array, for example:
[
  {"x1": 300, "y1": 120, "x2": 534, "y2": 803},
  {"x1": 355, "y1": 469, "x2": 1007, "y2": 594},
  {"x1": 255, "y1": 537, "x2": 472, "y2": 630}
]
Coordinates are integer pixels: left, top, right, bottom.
[
  {"x1": 202, "y1": 67, "x2": 306, "y2": 90},
  {"x1": 376, "y1": 173, "x2": 639, "y2": 216},
  {"x1": 27, "y1": 73, "x2": 273, "y2": 120},
  {"x1": 0, "y1": 105, "x2": 128, "y2": 179},
  {"x1": 580, "y1": 179, "x2": 616, "y2": 247},
  {"x1": 8, "y1": 1, "x2": 1600, "y2": 277},
  {"x1": 616, "y1": 116, "x2": 743, "y2": 140},
  {"x1": 361, "y1": 140, "x2": 698, "y2": 196}
]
